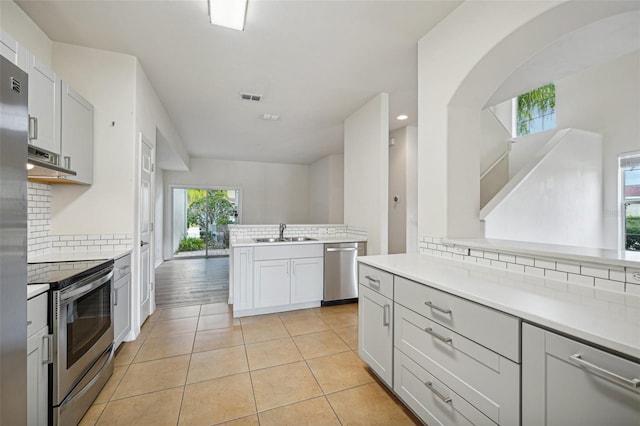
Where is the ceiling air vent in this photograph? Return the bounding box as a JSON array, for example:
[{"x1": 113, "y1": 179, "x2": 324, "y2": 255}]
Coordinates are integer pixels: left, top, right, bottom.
[{"x1": 240, "y1": 92, "x2": 262, "y2": 102}]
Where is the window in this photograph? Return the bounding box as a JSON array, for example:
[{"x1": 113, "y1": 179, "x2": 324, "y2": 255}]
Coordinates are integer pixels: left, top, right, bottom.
[
  {"x1": 516, "y1": 83, "x2": 556, "y2": 137},
  {"x1": 620, "y1": 153, "x2": 640, "y2": 251}
]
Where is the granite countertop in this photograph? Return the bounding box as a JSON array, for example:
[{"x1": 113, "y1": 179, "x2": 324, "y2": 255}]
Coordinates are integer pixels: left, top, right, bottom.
[
  {"x1": 28, "y1": 249, "x2": 132, "y2": 264},
  {"x1": 28, "y1": 284, "x2": 49, "y2": 299},
  {"x1": 359, "y1": 253, "x2": 640, "y2": 360},
  {"x1": 231, "y1": 234, "x2": 367, "y2": 247}
]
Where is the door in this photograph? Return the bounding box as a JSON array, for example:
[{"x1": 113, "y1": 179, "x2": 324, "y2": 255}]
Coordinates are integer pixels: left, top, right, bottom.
[
  {"x1": 139, "y1": 137, "x2": 154, "y2": 322},
  {"x1": 26, "y1": 52, "x2": 60, "y2": 154},
  {"x1": 291, "y1": 257, "x2": 323, "y2": 303},
  {"x1": 358, "y1": 284, "x2": 393, "y2": 387},
  {"x1": 254, "y1": 259, "x2": 290, "y2": 308}
]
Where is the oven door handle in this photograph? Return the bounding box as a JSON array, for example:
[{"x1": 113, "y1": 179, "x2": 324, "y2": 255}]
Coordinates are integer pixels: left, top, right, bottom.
[{"x1": 61, "y1": 270, "x2": 114, "y2": 302}]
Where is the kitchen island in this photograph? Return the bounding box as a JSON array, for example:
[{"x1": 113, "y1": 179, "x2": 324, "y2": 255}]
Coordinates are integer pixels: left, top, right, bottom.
[
  {"x1": 229, "y1": 225, "x2": 367, "y2": 317},
  {"x1": 357, "y1": 253, "x2": 640, "y2": 425}
]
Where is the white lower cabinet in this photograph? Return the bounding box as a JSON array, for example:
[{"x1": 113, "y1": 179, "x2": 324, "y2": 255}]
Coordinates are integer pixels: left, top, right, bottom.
[
  {"x1": 232, "y1": 247, "x2": 254, "y2": 312},
  {"x1": 27, "y1": 293, "x2": 50, "y2": 426},
  {"x1": 113, "y1": 254, "x2": 132, "y2": 350},
  {"x1": 254, "y1": 259, "x2": 291, "y2": 308},
  {"x1": 290, "y1": 257, "x2": 323, "y2": 303},
  {"x1": 522, "y1": 323, "x2": 640, "y2": 426},
  {"x1": 358, "y1": 284, "x2": 393, "y2": 387}
]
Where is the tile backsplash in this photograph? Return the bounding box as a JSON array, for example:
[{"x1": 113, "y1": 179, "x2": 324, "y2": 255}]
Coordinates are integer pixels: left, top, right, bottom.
[
  {"x1": 27, "y1": 182, "x2": 132, "y2": 257},
  {"x1": 419, "y1": 235, "x2": 640, "y2": 295},
  {"x1": 229, "y1": 224, "x2": 367, "y2": 243}
]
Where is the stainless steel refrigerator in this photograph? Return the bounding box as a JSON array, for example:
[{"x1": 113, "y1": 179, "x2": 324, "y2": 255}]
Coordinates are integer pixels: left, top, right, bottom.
[{"x1": 0, "y1": 55, "x2": 28, "y2": 424}]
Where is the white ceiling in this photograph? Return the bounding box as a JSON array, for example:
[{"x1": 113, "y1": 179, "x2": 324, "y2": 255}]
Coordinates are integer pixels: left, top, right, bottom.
[{"x1": 16, "y1": 0, "x2": 462, "y2": 166}]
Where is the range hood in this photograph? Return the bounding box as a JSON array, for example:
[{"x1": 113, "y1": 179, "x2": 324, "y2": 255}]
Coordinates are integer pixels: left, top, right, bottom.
[{"x1": 27, "y1": 145, "x2": 77, "y2": 183}]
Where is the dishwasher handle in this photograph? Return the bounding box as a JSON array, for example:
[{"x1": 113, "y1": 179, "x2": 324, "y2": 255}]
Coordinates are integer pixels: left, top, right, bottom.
[{"x1": 326, "y1": 247, "x2": 358, "y2": 252}]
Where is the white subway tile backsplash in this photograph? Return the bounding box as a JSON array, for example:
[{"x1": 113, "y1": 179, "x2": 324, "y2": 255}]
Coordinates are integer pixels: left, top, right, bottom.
[
  {"x1": 594, "y1": 278, "x2": 625, "y2": 293},
  {"x1": 534, "y1": 259, "x2": 556, "y2": 270},
  {"x1": 556, "y1": 262, "x2": 580, "y2": 274},
  {"x1": 581, "y1": 265, "x2": 609, "y2": 279},
  {"x1": 516, "y1": 256, "x2": 535, "y2": 266},
  {"x1": 507, "y1": 263, "x2": 525, "y2": 273},
  {"x1": 608, "y1": 269, "x2": 626, "y2": 283},
  {"x1": 626, "y1": 283, "x2": 640, "y2": 296},
  {"x1": 545, "y1": 270, "x2": 568, "y2": 281},
  {"x1": 525, "y1": 266, "x2": 545, "y2": 277},
  {"x1": 491, "y1": 260, "x2": 507, "y2": 270},
  {"x1": 568, "y1": 273, "x2": 594, "y2": 286},
  {"x1": 498, "y1": 253, "x2": 516, "y2": 263},
  {"x1": 484, "y1": 251, "x2": 499, "y2": 260},
  {"x1": 469, "y1": 249, "x2": 484, "y2": 258}
]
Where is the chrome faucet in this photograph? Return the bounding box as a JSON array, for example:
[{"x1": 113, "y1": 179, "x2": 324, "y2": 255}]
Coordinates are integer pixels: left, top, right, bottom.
[{"x1": 279, "y1": 223, "x2": 287, "y2": 240}]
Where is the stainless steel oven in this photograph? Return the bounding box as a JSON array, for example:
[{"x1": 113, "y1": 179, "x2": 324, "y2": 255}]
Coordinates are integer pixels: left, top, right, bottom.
[{"x1": 50, "y1": 262, "x2": 115, "y2": 426}]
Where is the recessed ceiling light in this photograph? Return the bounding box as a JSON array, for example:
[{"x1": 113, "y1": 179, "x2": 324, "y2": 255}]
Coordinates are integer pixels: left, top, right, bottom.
[
  {"x1": 209, "y1": 0, "x2": 248, "y2": 31},
  {"x1": 261, "y1": 114, "x2": 280, "y2": 121},
  {"x1": 397, "y1": 114, "x2": 408, "y2": 121}
]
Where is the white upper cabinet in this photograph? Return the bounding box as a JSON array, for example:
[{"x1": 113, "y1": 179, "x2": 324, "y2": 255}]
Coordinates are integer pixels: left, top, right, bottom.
[
  {"x1": 26, "y1": 51, "x2": 61, "y2": 155},
  {"x1": 0, "y1": 29, "x2": 26, "y2": 70},
  {"x1": 60, "y1": 81, "x2": 94, "y2": 184}
]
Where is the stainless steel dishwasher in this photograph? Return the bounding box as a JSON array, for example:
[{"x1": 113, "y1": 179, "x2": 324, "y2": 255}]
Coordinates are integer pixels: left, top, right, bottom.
[{"x1": 322, "y1": 242, "x2": 367, "y2": 305}]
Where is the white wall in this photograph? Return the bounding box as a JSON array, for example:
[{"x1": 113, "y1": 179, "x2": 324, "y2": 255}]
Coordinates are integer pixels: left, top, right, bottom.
[
  {"x1": 309, "y1": 154, "x2": 344, "y2": 224},
  {"x1": 344, "y1": 93, "x2": 389, "y2": 255},
  {"x1": 389, "y1": 128, "x2": 407, "y2": 254},
  {"x1": 171, "y1": 185, "x2": 186, "y2": 256},
  {"x1": 51, "y1": 43, "x2": 137, "y2": 235},
  {"x1": 555, "y1": 51, "x2": 640, "y2": 248},
  {"x1": 405, "y1": 126, "x2": 418, "y2": 253},
  {"x1": 0, "y1": 0, "x2": 51, "y2": 65},
  {"x1": 154, "y1": 169, "x2": 164, "y2": 267}
]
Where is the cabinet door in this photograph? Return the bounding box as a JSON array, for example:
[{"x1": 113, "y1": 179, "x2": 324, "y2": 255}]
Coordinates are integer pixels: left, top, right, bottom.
[
  {"x1": 233, "y1": 247, "x2": 254, "y2": 311},
  {"x1": 1, "y1": 29, "x2": 26, "y2": 70},
  {"x1": 358, "y1": 284, "x2": 393, "y2": 387},
  {"x1": 27, "y1": 326, "x2": 49, "y2": 426},
  {"x1": 522, "y1": 323, "x2": 640, "y2": 426},
  {"x1": 60, "y1": 82, "x2": 94, "y2": 184},
  {"x1": 254, "y1": 259, "x2": 290, "y2": 308},
  {"x1": 26, "y1": 53, "x2": 60, "y2": 154},
  {"x1": 113, "y1": 275, "x2": 131, "y2": 350},
  {"x1": 291, "y1": 257, "x2": 323, "y2": 304}
]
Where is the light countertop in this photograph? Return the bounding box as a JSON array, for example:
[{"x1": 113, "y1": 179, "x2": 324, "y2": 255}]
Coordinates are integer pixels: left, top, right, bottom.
[
  {"x1": 231, "y1": 235, "x2": 367, "y2": 248},
  {"x1": 445, "y1": 237, "x2": 640, "y2": 268},
  {"x1": 359, "y1": 253, "x2": 640, "y2": 360},
  {"x1": 28, "y1": 249, "x2": 132, "y2": 264},
  {"x1": 28, "y1": 284, "x2": 49, "y2": 299}
]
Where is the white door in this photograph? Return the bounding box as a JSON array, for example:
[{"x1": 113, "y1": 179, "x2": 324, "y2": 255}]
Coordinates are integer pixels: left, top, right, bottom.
[
  {"x1": 139, "y1": 138, "x2": 154, "y2": 322},
  {"x1": 290, "y1": 257, "x2": 323, "y2": 304},
  {"x1": 358, "y1": 284, "x2": 393, "y2": 387},
  {"x1": 254, "y1": 259, "x2": 290, "y2": 308}
]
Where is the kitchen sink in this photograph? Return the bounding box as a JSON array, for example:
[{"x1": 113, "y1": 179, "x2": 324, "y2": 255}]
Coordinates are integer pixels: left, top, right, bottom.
[{"x1": 253, "y1": 237, "x2": 317, "y2": 243}]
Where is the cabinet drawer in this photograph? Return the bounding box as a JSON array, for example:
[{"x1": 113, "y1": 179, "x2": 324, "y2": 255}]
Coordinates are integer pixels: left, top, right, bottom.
[
  {"x1": 395, "y1": 276, "x2": 520, "y2": 361},
  {"x1": 358, "y1": 263, "x2": 393, "y2": 299},
  {"x1": 114, "y1": 254, "x2": 131, "y2": 280},
  {"x1": 395, "y1": 304, "x2": 520, "y2": 425},
  {"x1": 394, "y1": 349, "x2": 496, "y2": 426},
  {"x1": 27, "y1": 293, "x2": 47, "y2": 338},
  {"x1": 254, "y1": 244, "x2": 323, "y2": 261},
  {"x1": 114, "y1": 273, "x2": 130, "y2": 290}
]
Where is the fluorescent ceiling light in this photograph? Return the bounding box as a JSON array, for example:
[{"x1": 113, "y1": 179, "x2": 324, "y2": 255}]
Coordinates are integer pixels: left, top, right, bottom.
[
  {"x1": 397, "y1": 114, "x2": 408, "y2": 120},
  {"x1": 209, "y1": 0, "x2": 248, "y2": 31}
]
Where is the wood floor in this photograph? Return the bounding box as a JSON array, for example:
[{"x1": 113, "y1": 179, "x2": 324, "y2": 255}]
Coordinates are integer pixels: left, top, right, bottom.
[{"x1": 155, "y1": 257, "x2": 229, "y2": 308}]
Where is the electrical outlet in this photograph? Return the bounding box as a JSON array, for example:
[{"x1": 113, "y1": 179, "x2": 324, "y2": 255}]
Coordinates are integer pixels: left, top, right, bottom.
[{"x1": 627, "y1": 269, "x2": 640, "y2": 284}]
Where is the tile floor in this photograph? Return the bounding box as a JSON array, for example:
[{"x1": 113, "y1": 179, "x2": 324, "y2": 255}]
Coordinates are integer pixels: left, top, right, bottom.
[{"x1": 80, "y1": 303, "x2": 421, "y2": 426}]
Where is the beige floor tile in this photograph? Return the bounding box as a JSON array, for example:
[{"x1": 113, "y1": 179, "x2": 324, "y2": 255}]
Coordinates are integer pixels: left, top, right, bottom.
[
  {"x1": 148, "y1": 317, "x2": 198, "y2": 338},
  {"x1": 241, "y1": 321, "x2": 289, "y2": 344},
  {"x1": 197, "y1": 313, "x2": 240, "y2": 331},
  {"x1": 240, "y1": 313, "x2": 282, "y2": 326},
  {"x1": 245, "y1": 337, "x2": 302, "y2": 370},
  {"x1": 327, "y1": 382, "x2": 420, "y2": 426},
  {"x1": 251, "y1": 361, "x2": 322, "y2": 411},
  {"x1": 193, "y1": 326, "x2": 244, "y2": 352},
  {"x1": 293, "y1": 330, "x2": 350, "y2": 359},
  {"x1": 200, "y1": 302, "x2": 232, "y2": 316},
  {"x1": 146, "y1": 308, "x2": 163, "y2": 323},
  {"x1": 112, "y1": 355, "x2": 189, "y2": 399},
  {"x1": 277, "y1": 308, "x2": 319, "y2": 321},
  {"x1": 306, "y1": 351, "x2": 373, "y2": 394},
  {"x1": 79, "y1": 403, "x2": 106, "y2": 426},
  {"x1": 137, "y1": 319, "x2": 154, "y2": 341},
  {"x1": 319, "y1": 303, "x2": 358, "y2": 314},
  {"x1": 158, "y1": 305, "x2": 201, "y2": 321},
  {"x1": 179, "y1": 373, "x2": 256, "y2": 426},
  {"x1": 187, "y1": 345, "x2": 248, "y2": 383},
  {"x1": 318, "y1": 311, "x2": 358, "y2": 329},
  {"x1": 113, "y1": 341, "x2": 142, "y2": 366},
  {"x1": 258, "y1": 396, "x2": 340, "y2": 426},
  {"x1": 217, "y1": 415, "x2": 259, "y2": 426},
  {"x1": 281, "y1": 316, "x2": 330, "y2": 336},
  {"x1": 94, "y1": 366, "x2": 127, "y2": 404},
  {"x1": 334, "y1": 325, "x2": 358, "y2": 350},
  {"x1": 97, "y1": 387, "x2": 183, "y2": 426},
  {"x1": 133, "y1": 332, "x2": 194, "y2": 363}
]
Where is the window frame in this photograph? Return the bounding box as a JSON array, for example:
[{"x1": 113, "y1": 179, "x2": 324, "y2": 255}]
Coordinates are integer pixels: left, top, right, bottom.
[{"x1": 619, "y1": 151, "x2": 640, "y2": 251}]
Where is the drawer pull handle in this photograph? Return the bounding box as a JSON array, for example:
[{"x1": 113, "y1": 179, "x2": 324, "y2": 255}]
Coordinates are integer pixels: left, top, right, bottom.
[
  {"x1": 424, "y1": 301, "x2": 451, "y2": 314},
  {"x1": 42, "y1": 334, "x2": 53, "y2": 365},
  {"x1": 27, "y1": 320, "x2": 32, "y2": 326},
  {"x1": 425, "y1": 381, "x2": 452, "y2": 404},
  {"x1": 425, "y1": 327, "x2": 452, "y2": 344},
  {"x1": 365, "y1": 275, "x2": 381, "y2": 289},
  {"x1": 383, "y1": 304, "x2": 390, "y2": 326},
  {"x1": 569, "y1": 354, "x2": 640, "y2": 389}
]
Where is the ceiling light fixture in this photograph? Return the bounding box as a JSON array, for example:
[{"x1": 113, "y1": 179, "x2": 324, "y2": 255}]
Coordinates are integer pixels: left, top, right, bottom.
[
  {"x1": 208, "y1": 0, "x2": 248, "y2": 31},
  {"x1": 397, "y1": 114, "x2": 408, "y2": 121},
  {"x1": 261, "y1": 113, "x2": 280, "y2": 121}
]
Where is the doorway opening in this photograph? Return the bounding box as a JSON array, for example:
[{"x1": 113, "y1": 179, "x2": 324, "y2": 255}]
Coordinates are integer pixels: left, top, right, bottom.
[{"x1": 171, "y1": 187, "x2": 240, "y2": 258}]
